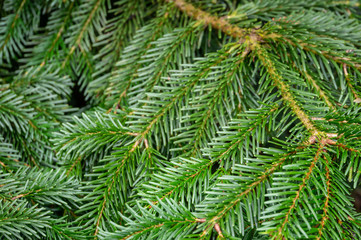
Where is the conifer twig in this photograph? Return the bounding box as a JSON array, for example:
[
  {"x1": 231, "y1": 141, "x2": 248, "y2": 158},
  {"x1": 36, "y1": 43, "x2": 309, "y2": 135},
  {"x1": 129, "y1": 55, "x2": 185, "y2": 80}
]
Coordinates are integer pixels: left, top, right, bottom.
[
  {"x1": 343, "y1": 63, "x2": 361, "y2": 103},
  {"x1": 316, "y1": 155, "x2": 331, "y2": 240},
  {"x1": 275, "y1": 142, "x2": 325, "y2": 239},
  {"x1": 166, "y1": 0, "x2": 249, "y2": 39}
]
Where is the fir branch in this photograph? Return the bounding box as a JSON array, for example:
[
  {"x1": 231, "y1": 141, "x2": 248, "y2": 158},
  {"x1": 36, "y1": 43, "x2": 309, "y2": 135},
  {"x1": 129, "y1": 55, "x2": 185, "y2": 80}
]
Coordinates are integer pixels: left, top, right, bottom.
[
  {"x1": 90, "y1": 0, "x2": 150, "y2": 100},
  {"x1": 316, "y1": 156, "x2": 331, "y2": 240},
  {"x1": 301, "y1": 70, "x2": 336, "y2": 110},
  {"x1": 106, "y1": 5, "x2": 174, "y2": 108},
  {"x1": 37, "y1": 1, "x2": 75, "y2": 70},
  {"x1": 76, "y1": 140, "x2": 161, "y2": 236},
  {"x1": 0, "y1": 167, "x2": 82, "y2": 209},
  {"x1": 54, "y1": 111, "x2": 132, "y2": 164},
  {"x1": 166, "y1": 0, "x2": 251, "y2": 39},
  {"x1": 0, "y1": 199, "x2": 52, "y2": 239},
  {"x1": 196, "y1": 148, "x2": 300, "y2": 238},
  {"x1": 2, "y1": 1, "x2": 361, "y2": 239},
  {"x1": 343, "y1": 64, "x2": 361, "y2": 102},
  {"x1": 184, "y1": 47, "x2": 250, "y2": 157},
  {"x1": 139, "y1": 105, "x2": 280, "y2": 207},
  {"x1": 274, "y1": 143, "x2": 324, "y2": 239},
  {"x1": 255, "y1": 45, "x2": 320, "y2": 136},
  {"x1": 0, "y1": 0, "x2": 40, "y2": 64},
  {"x1": 61, "y1": 0, "x2": 105, "y2": 69},
  {"x1": 0, "y1": 136, "x2": 22, "y2": 170},
  {"x1": 126, "y1": 22, "x2": 205, "y2": 105},
  {"x1": 128, "y1": 42, "x2": 243, "y2": 145},
  {"x1": 92, "y1": 146, "x2": 139, "y2": 236},
  {"x1": 98, "y1": 199, "x2": 198, "y2": 239},
  {"x1": 206, "y1": 104, "x2": 280, "y2": 162},
  {"x1": 0, "y1": 0, "x2": 27, "y2": 52},
  {"x1": 272, "y1": 33, "x2": 361, "y2": 70}
]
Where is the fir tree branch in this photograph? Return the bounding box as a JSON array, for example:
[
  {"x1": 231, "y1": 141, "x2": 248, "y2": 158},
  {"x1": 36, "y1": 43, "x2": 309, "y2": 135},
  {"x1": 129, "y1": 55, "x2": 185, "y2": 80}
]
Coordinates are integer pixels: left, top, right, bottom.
[
  {"x1": 316, "y1": 156, "x2": 331, "y2": 240},
  {"x1": 181, "y1": 0, "x2": 361, "y2": 72},
  {"x1": 110, "y1": 8, "x2": 172, "y2": 108},
  {"x1": 165, "y1": 1, "x2": 350, "y2": 143},
  {"x1": 93, "y1": 146, "x2": 139, "y2": 236},
  {"x1": 145, "y1": 105, "x2": 279, "y2": 207},
  {"x1": 85, "y1": 139, "x2": 162, "y2": 237},
  {"x1": 131, "y1": 43, "x2": 241, "y2": 141},
  {"x1": 38, "y1": 1, "x2": 75, "y2": 69},
  {"x1": 61, "y1": 0, "x2": 104, "y2": 69},
  {"x1": 120, "y1": 223, "x2": 165, "y2": 240},
  {"x1": 11, "y1": 189, "x2": 42, "y2": 200},
  {"x1": 55, "y1": 112, "x2": 134, "y2": 161},
  {"x1": 143, "y1": 158, "x2": 214, "y2": 207},
  {"x1": 187, "y1": 48, "x2": 250, "y2": 157},
  {"x1": 91, "y1": 0, "x2": 150, "y2": 100},
  {"x1": 166, "y1": 0, "x2": 251, "y2": 40},
  {"x1": 275, "y1": 37, "x2": 361, "y2": 69},
  {"x1": 343, "y1": 64, "x2": 361, "y2": 102},
  {"x1": 0, "y1": 199, "x2": 51, "y2": 239},
  {"x1": 98, "y1": 199, "x2": 198, "y2": 239},
  {"x1": 255, "y1": 45, "x2": 320, "y2": 136},
  {"x1": 211, "y1": 104, "x2": 279, "y2": 161},
  {"x1": 294, "y1": 65, "x2": 337, "y2": 111},
  {"x1": 123, "y1": 21, "x2": 207, "y2": 107},
  {"x1": 274, "y1": 142, "x2": 324, "y2": 239},
  {"x1": 199, "y1": 151, "x2": 294, "y2": 237},
  {"x1": 3, "y1": 1, "x2": 361, "y2": 239},
  {"x1": 0, "y1": 0, "x2": 28, "y2": 53}
]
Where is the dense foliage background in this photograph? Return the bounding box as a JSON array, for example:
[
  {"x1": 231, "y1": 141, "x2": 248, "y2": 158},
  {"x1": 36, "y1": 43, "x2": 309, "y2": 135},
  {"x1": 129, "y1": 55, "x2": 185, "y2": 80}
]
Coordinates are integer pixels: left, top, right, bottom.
[{"x1": 1, "y1": 0, "x2": 361, "y2": 239}]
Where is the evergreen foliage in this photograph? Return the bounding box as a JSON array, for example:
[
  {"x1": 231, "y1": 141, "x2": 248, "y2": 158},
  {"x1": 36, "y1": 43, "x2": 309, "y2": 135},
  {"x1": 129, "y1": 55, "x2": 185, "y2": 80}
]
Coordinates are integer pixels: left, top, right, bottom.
[{"x1": 1, "y1": 0, "x2": 361, "y2": 239}]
